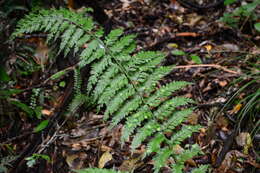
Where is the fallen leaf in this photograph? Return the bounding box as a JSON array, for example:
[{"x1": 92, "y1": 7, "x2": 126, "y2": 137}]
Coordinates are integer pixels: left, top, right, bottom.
[
  {"x1": 217, "y1": 150, "x2": 248, "y2": 172},
  {"x1": 66, "y1": 154, "x2": 83, "y2": 169},
  {"x1": 187, "y1": 113, "x2": 199, "y2": 125},
  {"x1": 221, "y1": 43, "x2": 239, "y2": 52},
  {"x1": 216, "y1": 116, "x2": 229, "y2": 130},
  {"x1": 172, "y1": 144, "x2": 184, "y2": 154},
  {"x1": 230, "y1": 103, "x2": 242, "y2": 114},
  {"x1": 204, "y1": 44, "x2": 212, "y2": 51},
  {"x1": 119, "y1": 157, "x2": 141, "y2": 172},
  {"x1": 185, "y1": 13, "x2": 203, "y2": 26},
  {"x1": 100, "y1": 145, "x2": 112, "y2": 152},
  {"x1": 34, "y1": 39, "x2": 49, "y2": 70},
  {"x1": 167, "y1": 43, "x2": 178, "y2": 49},
  {"x1": 186, "y1": 158, "x2": 196, "y2": 167},
  {"x1": 236, "y1": 132, "x2": 252, "y2": 154},
  {"x1": 98, "y1": 151, "x2": 112, "y2": 168}
]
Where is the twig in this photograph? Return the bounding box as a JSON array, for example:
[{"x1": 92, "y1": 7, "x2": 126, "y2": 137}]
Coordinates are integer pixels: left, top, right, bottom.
[{"x1": 172, "y1": 64, "x2": 241, "y2": 75}]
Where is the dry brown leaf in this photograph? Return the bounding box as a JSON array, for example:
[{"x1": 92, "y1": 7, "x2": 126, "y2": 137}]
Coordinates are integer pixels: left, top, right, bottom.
[
  {"x1": 98, "y1": 151, "x2": 113, "y2": 168},
  {"x1": 34, "y1": 39, "x2": 49, "y2": 69},
  {"x1": 185, "y1": 13, "x2": 203, "y2": 26},
  {"x1": 65, "y1": 153, "x2": 85, "y2": 169},
  {"x1": 187, "y1": 113, "x2": 199, "y2": 125},
  {"x1": 172, "y1": 144, "x2": 184, "y2": 154},
  {"x1": 186, "y1": 158, "x2": 197, "y2": 167},
  {"x1": 119, "y1": 157, "x2": 141, "y2": 172},
  {"x1": 217, "y1": 150, "x2": 248, "y2": 173},
  {"x1": 216, "y1": 116, "x2": 229, "y2": 129},
  {"x1": 235, "y1": 132, "x2": 252, "y2": 154}
]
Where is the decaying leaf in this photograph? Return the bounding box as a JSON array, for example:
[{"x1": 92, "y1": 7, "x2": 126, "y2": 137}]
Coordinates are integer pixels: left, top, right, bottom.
[
  {"x1": 235, "y1": 132, "x2": 252, "y2": 154},
  {"x1": 98, "y1": 151, "x2": 113, "y2": 168},
  {"x1": 119, "y1": 157, "x2": 142, "y2": 172},
  {"x1": 187, "y1": 113, "x2": 199, "y2": 125},
  {"x1": 65, "y1": 152, "x2": 86, "y2": 170}
]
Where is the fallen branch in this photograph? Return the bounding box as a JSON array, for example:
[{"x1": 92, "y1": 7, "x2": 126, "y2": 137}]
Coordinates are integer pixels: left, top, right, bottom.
[{"x1": 173, "y1": 64, "x2": 240, "y2": 75}]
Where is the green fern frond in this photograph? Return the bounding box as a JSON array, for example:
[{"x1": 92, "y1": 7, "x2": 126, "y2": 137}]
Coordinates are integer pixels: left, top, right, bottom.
[
  {"x1": 14, "y1": 8, "x2": 206, "y2": 172},
  {"x1": 191, "y1": 165, "x2": 210, "y2": 173},
  {"x1": 153, "y1": 147, "x2": 172, "y2": 173},
  {"x1": 169, "y1": 125, "x2": 201, "y2": 145},
  {"x1": 145, "y1": 133, "x2": 166, "y2": 157},
  {"x1": 67, "y1": 94, "x2": 88, "y2": 115},
  {"x1": 110, "y1": 96, "x2": 142, "y2": 124},
  {"x1": 105, "y1": 29, "x2": 124, "y2": 46},
  {"x1": 174, "y1": 144, "x2": 202, "y2": 164},
  {"x1": 73, "y1": 68, "x2": 82, "y2": 95}
]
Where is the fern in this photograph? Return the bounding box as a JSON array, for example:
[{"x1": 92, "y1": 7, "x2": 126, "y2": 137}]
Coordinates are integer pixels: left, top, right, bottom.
[{"x1": 13, "y1": 8, "x2": 206, "y2": 172}]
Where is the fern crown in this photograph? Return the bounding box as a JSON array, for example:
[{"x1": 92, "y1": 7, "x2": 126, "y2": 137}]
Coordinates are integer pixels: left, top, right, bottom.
[{"x1": 13, "y1": 8, "x2": 206, "y2": 173}]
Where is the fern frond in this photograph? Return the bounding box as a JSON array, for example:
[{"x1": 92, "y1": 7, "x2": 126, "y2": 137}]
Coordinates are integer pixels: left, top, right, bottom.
[
  {"x1": 105, "y1": 29, "x2": 124, "y2": 46},
  {"x1": 110, "y1": 34, "x2": 136, "y2": 53},
  {"x1": 121, "y1": 109, "x2": 152, "y2": 142},
  {"x1": 13, "y1": 8, "x2": 96, "y2": 59},
  {"x1": 14, "y1": 8, "x2": 206, "y2": 172},
  {"x1": 73, "y1": 68, "x2": 82, "y2": 94},
  {"x1": 131, "y1": 108, "x2": 193, "y2": 151},
  {"x1": 172, "y1": 163, "x2": 186, "y2": 173},
  {"x1": 153, "y1": 147, "x2": 172, "y2": 173},
  {"x1": 146, "y1": 81, "x2": 190, "y2": 107},
  {"x1": 67, "y1": 94, "x2": 88, "y2": 115},
  {"x1": 174, "y1": 144, "x2": 202, "y2": 164},
  {"x1": 153, "y1": 97, "x2": 194, "y2": 120},
  {"x1": 191, "y1": 165, "x2": 210, "y2": 173},
  {"x1": 110, "y1": 96, "x2": 142, "y2": 124},
  {"x1": 169, "y1": 125, "x2": 201, "y2": 145},
  {"x1": 145, "y1": 133, "x2": 166, "y2": 157},
  {"x1": 104, "y1": 87, "x2": 135, "y2": 117}
]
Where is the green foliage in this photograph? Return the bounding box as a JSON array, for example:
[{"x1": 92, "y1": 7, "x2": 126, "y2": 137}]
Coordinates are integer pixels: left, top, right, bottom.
[
  {"x1": 190, "y1": 54, "x2": 202, "y2": 64},
  {"x1": 25, "y1": 153, "x2": 50, "y2": 168},
  {"x1": 9, "y1": 99, "x2": 42, "y2": 119},
  {"x1": 172, "y1": 50, "x2": 202, "y2": 64},
  {"x1": 0, "y1": 89, "x2": 22, "y2": 99},
  {"x1": 0, "y1": 66, "x2": 10, "y2": 82},
  {"x1": 33, "y1": 120, "x2": 49, "y2": 132},
  {"x1": 0, "y1": 155, "x2": 18, "y2": 173},
  {"x1": 224, "y1": 0, "x2": 237, "y2": 5},
  {"x1": 191, "y1": 165, "x2": 210, "y2": 173},
  {"x1": 254, "y1": 22, "x2": 260, "y2": 32},
  {"x1": 13, "y1": 8, "x2": 206, "y2": 172},
  {"x1": 221, "y1": 0, "x2": 260, "y2": 29},
  {"x1": 10, "y1": 100, "x2": 35, "y2": 117}
]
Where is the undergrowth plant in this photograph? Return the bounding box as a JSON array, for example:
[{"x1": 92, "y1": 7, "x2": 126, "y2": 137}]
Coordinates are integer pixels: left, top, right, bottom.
[
  {"x1": 221, "y1": 0, "x2": 260, "y2": 31},
  {"x1": 12, "y1": 8, "x2": 207, "y2": 172}
]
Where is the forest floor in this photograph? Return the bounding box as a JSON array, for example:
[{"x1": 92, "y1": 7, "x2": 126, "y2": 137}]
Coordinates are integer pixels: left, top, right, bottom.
[{"x1": 0, "y1": 0, "x2": 259, "y2": 173}]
